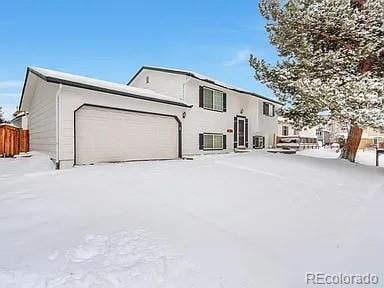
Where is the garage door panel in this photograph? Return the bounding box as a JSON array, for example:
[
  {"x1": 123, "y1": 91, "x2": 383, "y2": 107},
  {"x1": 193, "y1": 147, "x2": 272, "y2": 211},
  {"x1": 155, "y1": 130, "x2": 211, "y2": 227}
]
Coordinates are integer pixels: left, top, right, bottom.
[{"x1": 76, "y1": 106, "x2": 179, "y2": 164}]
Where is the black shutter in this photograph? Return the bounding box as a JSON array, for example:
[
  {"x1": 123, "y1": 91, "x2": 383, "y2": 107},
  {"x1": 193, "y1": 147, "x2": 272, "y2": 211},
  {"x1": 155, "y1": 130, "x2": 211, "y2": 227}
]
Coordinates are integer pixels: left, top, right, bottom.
[
  {"x1": 233, "y1": 117, "x2": 237, "y2": 148},
  {"x1": 253, "y1": 136, "x2": 256, "y2": 149},
  {"x1": 223, "y1": 93, "x2": 227, "y2": 112},
  {"x1": 223, "y1": 134, "x2": 227, "y2": 149},
  {"x1": 199, "y1": 86, "x2": 204, "y2": 108},
  {"x1": 245, "y1": 118, "x2": 249, "y2": 148},
  {"x1": 199, "y1": 133, "x2": 204, "y2": 150},
  {"x1": 272, "y1": 105, "x2": 275, "y2": 116}
]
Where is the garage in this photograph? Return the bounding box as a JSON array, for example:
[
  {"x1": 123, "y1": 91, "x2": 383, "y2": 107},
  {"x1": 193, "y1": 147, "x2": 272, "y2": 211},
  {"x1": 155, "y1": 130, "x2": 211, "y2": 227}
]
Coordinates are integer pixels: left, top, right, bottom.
[{"x1": 74, "y1": 104, "x2": 181, "y2": 165}]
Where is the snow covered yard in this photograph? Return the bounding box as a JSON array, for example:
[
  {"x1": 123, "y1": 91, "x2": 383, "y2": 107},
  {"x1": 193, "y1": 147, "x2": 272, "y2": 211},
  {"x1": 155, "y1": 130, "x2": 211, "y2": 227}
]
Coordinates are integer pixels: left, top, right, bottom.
[
  {"x1": 1, "y1": 151, "x2": 384, "y2": 287},
  {"x1": 298, "y1": 148, "x2": 384, "y2": 167}
]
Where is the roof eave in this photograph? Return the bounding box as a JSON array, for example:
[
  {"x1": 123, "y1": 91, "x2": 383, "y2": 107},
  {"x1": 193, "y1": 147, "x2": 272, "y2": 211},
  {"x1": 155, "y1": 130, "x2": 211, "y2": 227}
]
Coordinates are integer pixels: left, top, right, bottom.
[
  {"x1": 18, "y1": 67, "x2": 33, "y2": 110},
  {"x1": 128, "y1": 66, "x2": 283, "y2": 106},
  {"x1": 22, "y1": 67, "x2": 193, "y2": 109}
]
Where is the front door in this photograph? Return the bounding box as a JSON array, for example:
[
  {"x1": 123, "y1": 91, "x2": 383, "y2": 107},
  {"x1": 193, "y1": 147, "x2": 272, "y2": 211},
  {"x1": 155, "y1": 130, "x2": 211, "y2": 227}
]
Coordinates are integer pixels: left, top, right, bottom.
[{"x1": 238, "y1": 118, "x2": 246, "y2": 148}]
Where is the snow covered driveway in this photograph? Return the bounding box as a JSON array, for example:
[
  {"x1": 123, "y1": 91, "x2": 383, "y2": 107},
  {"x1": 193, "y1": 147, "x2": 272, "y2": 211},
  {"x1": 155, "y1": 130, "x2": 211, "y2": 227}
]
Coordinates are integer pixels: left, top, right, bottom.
[{"x1": 1, "y1": 151, "x2": 384, "y2": 287}]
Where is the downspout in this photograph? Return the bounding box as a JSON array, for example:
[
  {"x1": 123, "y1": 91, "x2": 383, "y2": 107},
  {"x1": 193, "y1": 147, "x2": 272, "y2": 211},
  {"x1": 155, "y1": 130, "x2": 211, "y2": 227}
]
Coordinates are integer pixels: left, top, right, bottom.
[
  {"x1": 55, "y1": 84, "x2": 63, "y2": 169},
  {"x1": 180, "y1": 76, "x2": 192, "y2": 159},
  {"x1": 182, "y1": 76, "x2": 192, "y2": 100}
]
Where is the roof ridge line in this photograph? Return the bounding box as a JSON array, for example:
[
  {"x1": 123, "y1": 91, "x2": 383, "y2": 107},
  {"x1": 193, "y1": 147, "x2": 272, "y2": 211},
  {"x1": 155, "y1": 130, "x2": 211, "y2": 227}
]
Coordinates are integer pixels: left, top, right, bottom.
[{"x1": 127, "y1": 66, "x2": 283, "y2": 105}]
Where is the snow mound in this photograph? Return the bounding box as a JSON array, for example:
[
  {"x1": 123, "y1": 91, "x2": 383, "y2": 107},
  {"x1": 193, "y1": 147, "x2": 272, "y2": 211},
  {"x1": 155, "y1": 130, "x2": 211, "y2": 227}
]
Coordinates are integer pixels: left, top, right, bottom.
[
  {"x1": 297, "y1": 148, "x2": 384, "y2": 167},
  {"x1": 0, "y1": 152, "x2": 55, "y2": 178},
  {"x1": 1, "y1": 150, "x2": 384, "y2": 287},
  {"x1": 297, "y1": 148, "x2": 340, "y2": 159},
  {"x1": 0, "y1": 230, "x2": 197, "y2": 288}
]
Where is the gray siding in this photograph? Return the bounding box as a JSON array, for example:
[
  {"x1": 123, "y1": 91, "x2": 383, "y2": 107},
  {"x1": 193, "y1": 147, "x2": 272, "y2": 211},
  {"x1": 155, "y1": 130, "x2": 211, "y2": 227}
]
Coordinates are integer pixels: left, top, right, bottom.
[{"x1": 28, "y1": 81, "x2": 58, "y2": 159}]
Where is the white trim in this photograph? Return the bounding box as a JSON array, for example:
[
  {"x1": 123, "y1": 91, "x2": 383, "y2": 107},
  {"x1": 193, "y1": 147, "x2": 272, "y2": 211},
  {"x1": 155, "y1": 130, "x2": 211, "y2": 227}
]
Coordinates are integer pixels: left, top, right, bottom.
[
  {"x1": 202, "y1": 87, "x2": 224, "y2": 112},
  {"x1": 237, "y1": 118, "x2": 246, "y2": 148},
  {"x1": 203, "y1": 133, "x2": 224, "y2": 150},
  {"x1": 282, "y1": 125, "x2": 289, "y2": 136},
  {"x1": 253, "y1": 136, "x2": 265, "y2": 149},
  {"x1": 55, "y1": 84, "x2": 63, "y2": 165},
  {"x1": 263, "y1": 102, "x2": 275, "y2": 117}
]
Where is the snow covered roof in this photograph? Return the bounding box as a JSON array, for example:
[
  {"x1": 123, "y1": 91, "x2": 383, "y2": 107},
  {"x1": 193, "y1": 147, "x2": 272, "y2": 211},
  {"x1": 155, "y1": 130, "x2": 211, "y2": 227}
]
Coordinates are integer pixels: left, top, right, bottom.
[
  {"x1": 278, "y1": 116, "x2": 295, "y2": 124},
  {"x1": 128, "y1": 66, "x2": 283, "y2": 105},
  {"x1": 0, "y1": 123, "x2": 19, "y2": 128},
  {"x1": 11, "y1": 111, "x2": 27, "y2": 121},
  {"x1": 20, "y1": 67, "x2": 193, "y2": 108}
]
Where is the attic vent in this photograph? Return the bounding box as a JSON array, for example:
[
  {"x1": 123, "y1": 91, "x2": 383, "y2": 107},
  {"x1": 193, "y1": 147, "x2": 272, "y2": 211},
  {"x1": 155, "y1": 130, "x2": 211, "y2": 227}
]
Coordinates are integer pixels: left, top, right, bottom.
[{"x1": 145, "y1": 76, "x2": 150, "y2": 84}]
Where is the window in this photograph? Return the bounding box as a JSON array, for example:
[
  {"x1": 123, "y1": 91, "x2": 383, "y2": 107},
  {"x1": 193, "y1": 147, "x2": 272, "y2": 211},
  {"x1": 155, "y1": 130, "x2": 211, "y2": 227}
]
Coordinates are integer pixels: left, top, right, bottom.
[
  {"x1": 282, "y1": 126, "x2": 289, "y2": 136},
  {"x1": 203, "y1": 87, "x2": 224, "y2": 112},
  {"x1": 253, "y1": 136, "x2": 265, "y2": 149},
  {"x1": 294, "y1": 129, "x2": 300, "y2": 136},
  {"x1": 213, "y1": 91, "x2": 223, "y2": 111},
  {"x1": 263, "y1": 102, "x2": 275, "y2": 117},
  {"x1": 203, "y1": 134, "x2": 224, "y2": 150},
  {"x1": 341, "y1": 127, "x2": 348, "y2": 133},
  {"x1": 375, "y1": 137, "x2": 384, "y2": 146}
]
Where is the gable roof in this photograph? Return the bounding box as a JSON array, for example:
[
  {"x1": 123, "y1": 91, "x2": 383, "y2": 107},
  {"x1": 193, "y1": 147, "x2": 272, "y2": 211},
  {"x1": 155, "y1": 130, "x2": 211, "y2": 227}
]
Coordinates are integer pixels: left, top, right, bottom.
[
  {"x1": 127, "y1": 66, "x2": 283, "y2": 105},
  {"x1": 19, "y1": 67, "x2": 193, "y2": 109}
]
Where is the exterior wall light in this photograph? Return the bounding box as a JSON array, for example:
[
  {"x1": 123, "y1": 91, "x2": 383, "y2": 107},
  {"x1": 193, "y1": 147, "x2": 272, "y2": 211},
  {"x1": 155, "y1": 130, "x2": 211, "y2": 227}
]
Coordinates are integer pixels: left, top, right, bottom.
[{"x1": 182, "y1": 111, "x2": 187, "y2": 119}]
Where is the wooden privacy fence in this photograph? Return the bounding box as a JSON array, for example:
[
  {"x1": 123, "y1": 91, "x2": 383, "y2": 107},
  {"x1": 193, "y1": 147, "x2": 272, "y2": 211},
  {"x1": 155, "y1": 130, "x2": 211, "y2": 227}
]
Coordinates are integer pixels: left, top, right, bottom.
[{"x1": 0, "y1": 124, "x2": 29, "y2": 157}]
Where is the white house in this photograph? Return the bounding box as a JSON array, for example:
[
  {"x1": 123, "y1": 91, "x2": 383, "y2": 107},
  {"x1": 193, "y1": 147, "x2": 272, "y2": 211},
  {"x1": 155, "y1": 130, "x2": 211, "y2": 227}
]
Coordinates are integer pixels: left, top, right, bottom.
[
  {"x1": 128, "y1": 66, "x2": 281, "y2": 151},
  {"x1": 18, "y1": 66, "x2": 281, "y2": 168},
  {"x1": 10, "y1": 111, "x2": 29, "y2": 129},
  {"x1": 277, "y1": 117, "x2": 318, "y2": 149},
  {"x1": 277, "y1": 117, "x2": 318, "y2": 138}
]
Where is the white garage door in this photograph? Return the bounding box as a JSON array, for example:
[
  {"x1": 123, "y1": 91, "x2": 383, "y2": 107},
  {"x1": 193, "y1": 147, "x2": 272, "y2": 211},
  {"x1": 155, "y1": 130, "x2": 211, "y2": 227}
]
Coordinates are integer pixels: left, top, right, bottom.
[{"x1": 75, "y1": 105, "x2": 179, "y2": 165}]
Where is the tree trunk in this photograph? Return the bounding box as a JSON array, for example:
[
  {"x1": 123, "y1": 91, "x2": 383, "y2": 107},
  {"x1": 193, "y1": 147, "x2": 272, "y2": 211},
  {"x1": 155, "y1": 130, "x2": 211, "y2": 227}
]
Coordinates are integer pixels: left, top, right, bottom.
[{"x1": 341, "y1": 124, "x2": 363, "y2": 162}]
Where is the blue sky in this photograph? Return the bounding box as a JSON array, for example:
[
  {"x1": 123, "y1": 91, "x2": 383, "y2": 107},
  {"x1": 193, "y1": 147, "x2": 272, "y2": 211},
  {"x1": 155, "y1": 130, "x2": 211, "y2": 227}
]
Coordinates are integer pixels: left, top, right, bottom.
[{"x1": 0, "y1": 0, "x2": 277, "y2": 119}]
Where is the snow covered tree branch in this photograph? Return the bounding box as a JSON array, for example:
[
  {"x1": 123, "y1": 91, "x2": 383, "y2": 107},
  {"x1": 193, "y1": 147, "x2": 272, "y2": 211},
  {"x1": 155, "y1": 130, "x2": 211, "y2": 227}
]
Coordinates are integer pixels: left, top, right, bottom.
[{"x1": 0, "y1": 106, "x2": 5, "y2": 124}]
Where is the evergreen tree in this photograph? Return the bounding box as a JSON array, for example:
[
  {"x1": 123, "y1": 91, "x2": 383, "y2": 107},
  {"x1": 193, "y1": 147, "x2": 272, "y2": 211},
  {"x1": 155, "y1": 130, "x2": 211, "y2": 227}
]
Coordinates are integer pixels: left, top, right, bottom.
[
  {"x1": 250, "y1": 0, "x2": 384, "y2": 162},
  {"x1": 0, "y1": 106, "x2": 5, "y2": 124}
]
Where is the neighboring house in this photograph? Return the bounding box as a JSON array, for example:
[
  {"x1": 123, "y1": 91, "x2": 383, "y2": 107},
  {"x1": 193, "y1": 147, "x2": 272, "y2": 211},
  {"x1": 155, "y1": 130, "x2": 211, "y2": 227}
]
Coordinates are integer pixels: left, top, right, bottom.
[
  {"x1": 319, "y1": 120, "x2": 384, "y2": 149},
  {"x1": 359, "y1": 127, "x2": 384, "y2": 149},
  {"x1": 316, "y1": 119, "x2": 348, "y2": 145},
  {"x1": 277, "y1": 117, "x2": 300, "y2": 137},
  {"x1": 10, "y1": 111, "x2": 28, "y2": 129},
  {"x1": 277, "y1": 117, "x2": 318, "y2": 149},
  {"x1": 316, "y1": 128, "x2": 331, "y2": 146},
  {"x1": 19, "y1": 66, "x2": 281, "y2": 169}
]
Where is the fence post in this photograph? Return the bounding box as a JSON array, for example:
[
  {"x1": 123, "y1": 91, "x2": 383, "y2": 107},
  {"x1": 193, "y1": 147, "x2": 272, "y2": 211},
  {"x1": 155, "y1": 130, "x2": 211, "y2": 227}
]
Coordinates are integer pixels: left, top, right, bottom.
[
  {"x1": 0, "y1": 126, "x2": 4, "y2": 157},
  {"x1": 376, "y1": 148, "x2": 379, "y2": 167},
  {"x1": 20, "y1": 130, "x2": 29, "y2": 153}
]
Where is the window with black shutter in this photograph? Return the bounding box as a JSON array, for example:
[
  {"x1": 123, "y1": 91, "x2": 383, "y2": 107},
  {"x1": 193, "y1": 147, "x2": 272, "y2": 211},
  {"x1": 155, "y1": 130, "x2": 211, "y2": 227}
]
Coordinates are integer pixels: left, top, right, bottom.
[
  {"x1": 253, "y1": 136, "x2": 265, "y2": 149},
  {"x1": 282, "y1": 126, "x2": 289, "y2": 136},
  {"x1": 199, "y1": 133, "x2": 204, "y2": 150},
  {"x1": 245, "y1": 118, "x2": 249, "y2": 148},
  {"x1": 234, "y1": 117, "x2": 238, "y2": 148},
  {"x1": 263, "y1": 103, "x2": 268, "y2": 115},
  {"x1": 263, "y1": 102, "x2": 275, "y2": 117},
  {"x1": 199, "y1": 86, "x2": 226, "y2": 112},
  {"x1": 199, "y1": 133, "x2": 226, "y2": 150}
]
